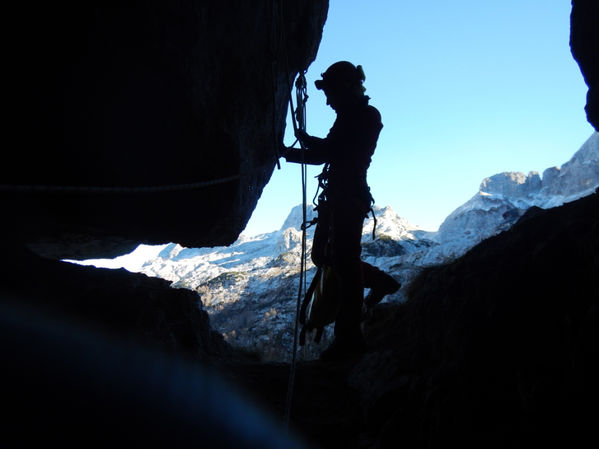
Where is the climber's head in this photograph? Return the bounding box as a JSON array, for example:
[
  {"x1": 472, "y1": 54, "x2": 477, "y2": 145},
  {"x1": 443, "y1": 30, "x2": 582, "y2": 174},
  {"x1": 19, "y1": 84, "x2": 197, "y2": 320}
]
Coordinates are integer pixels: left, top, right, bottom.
[{"x1": 315, "y1": 61, "x2": 367, "y2": 111}]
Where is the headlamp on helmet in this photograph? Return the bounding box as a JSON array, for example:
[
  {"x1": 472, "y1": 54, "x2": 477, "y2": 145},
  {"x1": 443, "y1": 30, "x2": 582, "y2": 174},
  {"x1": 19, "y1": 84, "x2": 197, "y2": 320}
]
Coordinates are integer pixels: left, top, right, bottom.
[{"x1": 314, "y1": 61, "x2": 366, "y2": 91}]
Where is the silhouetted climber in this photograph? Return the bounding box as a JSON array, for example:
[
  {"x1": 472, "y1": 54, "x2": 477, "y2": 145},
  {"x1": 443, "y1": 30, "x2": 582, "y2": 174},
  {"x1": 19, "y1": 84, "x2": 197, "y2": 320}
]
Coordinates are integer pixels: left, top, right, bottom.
[{"x1": 281, "y1": 61, "x2": 400, "y2": 360}]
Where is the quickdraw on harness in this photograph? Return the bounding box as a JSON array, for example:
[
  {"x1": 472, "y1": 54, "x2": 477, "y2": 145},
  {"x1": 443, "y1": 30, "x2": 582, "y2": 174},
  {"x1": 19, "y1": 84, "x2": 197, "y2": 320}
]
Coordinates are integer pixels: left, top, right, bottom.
[
  {"x1": 294, "y1": 71, "x2": 308, "y2": 137},
  {"x1": 307, "y1": 164, "x2": 378, "y2": 240}
]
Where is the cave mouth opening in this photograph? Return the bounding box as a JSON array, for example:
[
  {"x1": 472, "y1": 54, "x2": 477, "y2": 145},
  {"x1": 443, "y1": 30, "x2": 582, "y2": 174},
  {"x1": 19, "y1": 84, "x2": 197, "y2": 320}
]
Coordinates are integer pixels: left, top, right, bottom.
[{"x1": 59, "y1": 0, "x2": 597, "y2": 364}]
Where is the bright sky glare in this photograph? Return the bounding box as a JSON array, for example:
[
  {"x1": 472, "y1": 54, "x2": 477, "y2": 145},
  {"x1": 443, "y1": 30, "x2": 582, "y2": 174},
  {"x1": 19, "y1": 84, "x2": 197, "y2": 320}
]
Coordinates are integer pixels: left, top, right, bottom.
[{"x1": 243, "y1": 0, "x2": 594, "y2": 235}]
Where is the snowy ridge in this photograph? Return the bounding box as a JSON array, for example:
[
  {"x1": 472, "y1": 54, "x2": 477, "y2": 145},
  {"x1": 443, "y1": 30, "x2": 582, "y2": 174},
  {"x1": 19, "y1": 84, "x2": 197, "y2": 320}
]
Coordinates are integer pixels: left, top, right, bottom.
[
  {"x1": 427, "y1": 132, "x2": 599, "y2": 262},
  {"x1": 91, "y1": 205, "x2": 428, "y2": 361}
]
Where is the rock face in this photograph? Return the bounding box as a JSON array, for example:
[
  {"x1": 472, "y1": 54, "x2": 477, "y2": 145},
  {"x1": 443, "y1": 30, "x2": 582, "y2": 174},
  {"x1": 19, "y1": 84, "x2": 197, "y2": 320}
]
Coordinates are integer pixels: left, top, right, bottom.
[
  {"x1": 479, "y1": 171, "x2": 542, "y2": 197},
  {"x1": 541, "y1": 132, "x2": 599, "y2": 196},
  {"x1": 571, "y1": 0, "x2": 599, "y2": 130},
  {"x1": 2, "y1": 0, "x2": 328, "y2": 259}
]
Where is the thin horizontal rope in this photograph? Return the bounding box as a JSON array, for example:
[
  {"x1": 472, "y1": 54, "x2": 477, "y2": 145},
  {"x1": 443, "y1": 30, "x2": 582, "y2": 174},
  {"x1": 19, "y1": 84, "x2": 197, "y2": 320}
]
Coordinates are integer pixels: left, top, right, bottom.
[{"x1": 0, "y1": 171, "x2": 258, "y2": 195}]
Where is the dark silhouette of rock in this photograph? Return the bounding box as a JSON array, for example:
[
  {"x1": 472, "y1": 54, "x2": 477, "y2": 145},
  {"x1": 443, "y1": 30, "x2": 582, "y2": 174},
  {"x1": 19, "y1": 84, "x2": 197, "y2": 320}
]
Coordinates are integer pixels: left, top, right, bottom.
[
  {"x1": 2, "y1": 296, "x2": 308, "y2": 449},
  {"x1": 571, "y1": 0, "x2": 599, "y2": 130},
  {"x1": 2, "y1": 1, "x2": 328, "y2": 259},
  {"x1": 3, "y1": 246, "x2": 228, "y2": 361},
  {"x1": 348, "y1": 191, "x2": 599, "y2": 448}
]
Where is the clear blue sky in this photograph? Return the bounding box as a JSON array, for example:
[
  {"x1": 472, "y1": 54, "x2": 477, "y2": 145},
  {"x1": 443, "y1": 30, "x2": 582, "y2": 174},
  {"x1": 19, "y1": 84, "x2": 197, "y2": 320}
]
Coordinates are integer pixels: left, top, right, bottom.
[{"x1": 243, "y1": 0, "x2": 594, "y2": 235}]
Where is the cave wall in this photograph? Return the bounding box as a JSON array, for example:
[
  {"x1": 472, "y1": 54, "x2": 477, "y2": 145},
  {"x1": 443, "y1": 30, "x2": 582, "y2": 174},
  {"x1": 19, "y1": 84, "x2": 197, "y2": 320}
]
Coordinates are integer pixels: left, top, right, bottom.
[
  {"x1": 1, "y1": 1, "x2": 328, "y2": 259},
  {"x1": 571, "y1": 0, "x2": 599, "y2": 130}
]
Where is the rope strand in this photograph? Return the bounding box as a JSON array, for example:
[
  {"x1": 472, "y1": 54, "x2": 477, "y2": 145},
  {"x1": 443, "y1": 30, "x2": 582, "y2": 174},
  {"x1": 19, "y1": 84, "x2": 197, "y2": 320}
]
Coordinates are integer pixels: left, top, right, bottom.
[
  {"x1": 284, "y1": 71, "x2": 309, "y2": 429},
  {"x1": 0, "y1": 175, "x2": 244, "y2": 194},
  {"x1": 267, "y1": 0, "x2": 309, "y2": 429}
]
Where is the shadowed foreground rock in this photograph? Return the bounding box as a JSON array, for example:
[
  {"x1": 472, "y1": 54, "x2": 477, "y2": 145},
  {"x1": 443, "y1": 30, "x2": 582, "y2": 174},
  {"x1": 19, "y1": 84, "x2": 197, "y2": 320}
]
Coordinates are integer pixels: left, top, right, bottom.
[
  {"x1": 0, "y1": 247, "x2": 312, "y2": 448},
  {"x1": 356, "y1": 191, "x2": 598, "y2": 448},
  {"x1": 2, "y1": 248, "x2": 228, "y2": 361}
]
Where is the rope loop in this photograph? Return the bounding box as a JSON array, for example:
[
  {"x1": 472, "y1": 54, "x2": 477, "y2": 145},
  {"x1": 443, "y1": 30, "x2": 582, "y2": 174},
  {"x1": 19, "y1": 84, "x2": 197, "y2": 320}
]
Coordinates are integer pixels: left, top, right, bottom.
[{"x1": 295, "y1": 72, "x2": 308, "y2": 133}]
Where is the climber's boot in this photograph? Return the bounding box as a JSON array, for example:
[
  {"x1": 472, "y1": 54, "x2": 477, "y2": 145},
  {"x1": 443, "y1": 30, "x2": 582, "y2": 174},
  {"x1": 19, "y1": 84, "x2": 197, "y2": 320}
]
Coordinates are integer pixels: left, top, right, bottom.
[{"x1": 364, "y1": 273, "x2": 401, "y2": 311}]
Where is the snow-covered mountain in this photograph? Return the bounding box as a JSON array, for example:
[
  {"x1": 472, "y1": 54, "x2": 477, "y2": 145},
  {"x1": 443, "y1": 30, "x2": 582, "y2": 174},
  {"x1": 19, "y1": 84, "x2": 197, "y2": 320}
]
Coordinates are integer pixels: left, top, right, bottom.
[
  {"x1": 130, "y1": 204, "x2": 432, "y2": 361},
  {"x1": 422, "y1": 132, "x2": 599, "y2": 263},
  {"x1": 72, "y1": 132, "x2": 599, "y2": 361}
]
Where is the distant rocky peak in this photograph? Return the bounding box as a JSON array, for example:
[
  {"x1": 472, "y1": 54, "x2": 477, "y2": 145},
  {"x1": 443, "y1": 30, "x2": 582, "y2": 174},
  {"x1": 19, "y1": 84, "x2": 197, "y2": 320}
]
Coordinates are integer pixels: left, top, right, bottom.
[
  {"x1": 373, "y1": 205, "x2": 398, "y2": 219},
  {"x1": 477, "y1": 132, "x2": 599, "y2": 201},
  {"x1": 279, "y1": 203, "x2": 420, "y2": 242},
  {"x1": 435, "y1": 131, "x2": 599, "y2": 257},
  {"x1": 279, "y1": 204, "x2": 317, "y2": 232},
  {"x1": 570, "y1": 132, "x2": 599, "y2": 163},
  {"x1": 541, "y1": 166, "x2": 561, "y2": 183},
  {"x1": 157, "y1": 243, "x2": 183, "y2": 259},
  {"x1": 479, "y1": 171, "x2": 542, "y2": 198},
  {"x1": 275, "y1": 227, "x2": 303, "y2": 252},
  {"x1": 540, "y1": 132, "x2": 599, "y2": 198}
]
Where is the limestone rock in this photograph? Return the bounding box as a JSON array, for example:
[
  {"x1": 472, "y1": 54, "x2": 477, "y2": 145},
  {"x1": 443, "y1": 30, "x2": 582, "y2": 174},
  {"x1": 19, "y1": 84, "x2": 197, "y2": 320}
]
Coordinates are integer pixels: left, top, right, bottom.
[{"x1": 479, "y1": 171, "x2": 542, "y2": 198}]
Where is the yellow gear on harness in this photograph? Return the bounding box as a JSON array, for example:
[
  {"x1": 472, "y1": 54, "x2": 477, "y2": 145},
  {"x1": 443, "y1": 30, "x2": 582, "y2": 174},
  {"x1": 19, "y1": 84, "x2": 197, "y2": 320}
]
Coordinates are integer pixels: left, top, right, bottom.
[{"x1": 299, "y1": 266, "x2": 340, "y2": 345}]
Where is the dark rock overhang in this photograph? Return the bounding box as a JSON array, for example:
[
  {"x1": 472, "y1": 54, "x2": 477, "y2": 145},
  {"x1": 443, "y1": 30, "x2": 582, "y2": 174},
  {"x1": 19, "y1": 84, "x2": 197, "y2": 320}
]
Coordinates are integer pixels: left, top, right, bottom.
[
  {"x1": 1, "y1": 1, "x2": 328, "y2": 259},
  {"x1": 571, "y1": 0, "x2": 599, "y2": 130}
]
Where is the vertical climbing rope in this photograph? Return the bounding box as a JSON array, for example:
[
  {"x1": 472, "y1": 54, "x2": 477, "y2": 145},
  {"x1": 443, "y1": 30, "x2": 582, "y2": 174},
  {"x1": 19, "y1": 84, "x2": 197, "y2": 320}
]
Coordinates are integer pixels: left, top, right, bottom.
[
  {"x1": 272, "y1": 0, "x2": 310, "y2": 429},
  {"x1": 283, "y1": 71, "x2": 309, "y2": 429},
  {"x1": 295, "y1": 73, "x2": 309, "y2": 306}
]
